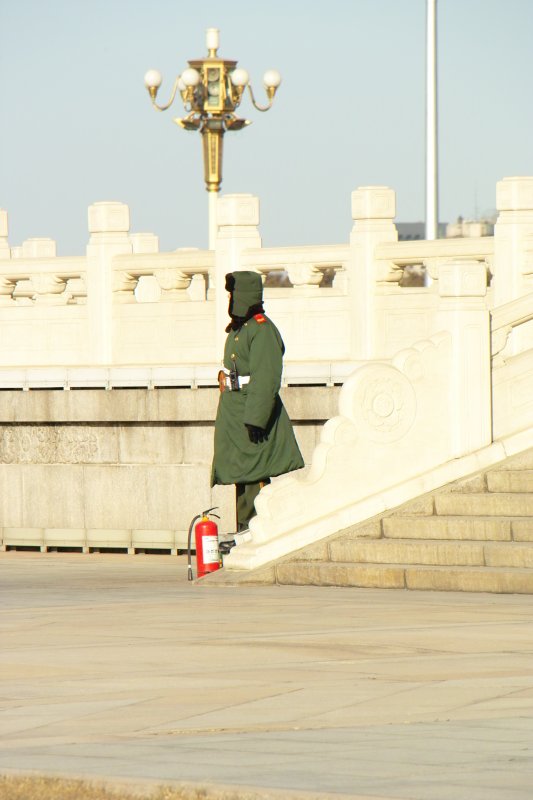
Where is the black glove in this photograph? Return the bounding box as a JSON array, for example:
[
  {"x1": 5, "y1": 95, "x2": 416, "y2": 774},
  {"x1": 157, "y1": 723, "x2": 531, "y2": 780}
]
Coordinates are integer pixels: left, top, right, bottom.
[{"x1": 245, "y1": 424, "x2": 268, "y2": 444}]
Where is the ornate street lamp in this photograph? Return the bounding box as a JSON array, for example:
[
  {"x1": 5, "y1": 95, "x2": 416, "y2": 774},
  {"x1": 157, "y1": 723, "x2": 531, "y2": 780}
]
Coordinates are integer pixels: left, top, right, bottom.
[{"x1": 144, "y1": 28, "x2": 282, "y2": 248}]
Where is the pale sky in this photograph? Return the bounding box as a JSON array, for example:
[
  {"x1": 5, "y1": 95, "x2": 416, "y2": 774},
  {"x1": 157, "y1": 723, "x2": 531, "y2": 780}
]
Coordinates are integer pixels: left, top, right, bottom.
[{"x1": 1, "y1": 0, "x2": 532, "y2": 254}]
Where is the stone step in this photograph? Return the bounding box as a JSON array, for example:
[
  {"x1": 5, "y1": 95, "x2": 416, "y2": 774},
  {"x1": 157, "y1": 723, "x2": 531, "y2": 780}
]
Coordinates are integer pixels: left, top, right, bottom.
[
  {"x1": 330, "y1": 538, "x2": 485, "y2": 566},
  {"x1": 275, "y1": 561, "x2": 533, "y2": 594},
  {"x1": 382, "y1": 516, "x2": 512, "y2": 541},
  {"x1": 487, "y1": 470, "x2": 533, "y2": 493},
  {"x1": 484, "y1": 542, "x2": 533, "y2": 568},
  {"x1": 511, "y1": 519, "x2": 533, "y2": 541},
  {"x1": 328, "y1": 538, "x2": 533, "y2": 568},
  {"x1": 494, "y1": 451, "x2": 533, "y2": 470},
  {"x1": 435, "y1": 493, "x2": 533, "y2": 517}
]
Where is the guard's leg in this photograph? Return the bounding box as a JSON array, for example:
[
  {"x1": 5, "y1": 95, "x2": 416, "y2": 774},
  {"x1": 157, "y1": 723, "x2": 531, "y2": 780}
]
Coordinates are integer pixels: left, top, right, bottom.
[{"x1": 235, "y1": 480, "x2": 270, "y2": 531}]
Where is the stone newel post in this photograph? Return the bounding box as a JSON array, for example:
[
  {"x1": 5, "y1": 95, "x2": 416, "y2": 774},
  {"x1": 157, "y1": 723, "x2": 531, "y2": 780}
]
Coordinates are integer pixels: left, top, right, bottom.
[
  {"x1": 214, "y1": 193, "x2": 262, "y2": 359},
  {"x1": 493, "y1": 177, "x2": 533, "y2": 355},
  {"x1": 349, "y1": 186, "x2": 398, "y2": 360},
  {"x1": 86, "y1": 202, "x2": 133, "y2": 364},
  {"x1": 437, "y1": 260, "x2": 491, "y2": 457},
  {"x1": 494, "y1": 177, "x2": 533, "y2": 307}
]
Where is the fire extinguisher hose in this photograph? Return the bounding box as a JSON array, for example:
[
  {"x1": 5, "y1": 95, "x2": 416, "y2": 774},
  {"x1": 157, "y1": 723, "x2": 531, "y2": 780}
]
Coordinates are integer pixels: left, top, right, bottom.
[{"x1": 187, "y1": 514, "x2": 202, "y2": 582}]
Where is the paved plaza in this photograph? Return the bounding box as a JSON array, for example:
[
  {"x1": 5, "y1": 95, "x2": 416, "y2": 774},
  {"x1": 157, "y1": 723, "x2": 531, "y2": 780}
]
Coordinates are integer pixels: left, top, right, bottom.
[{"x1": 0, "y1": 552, "x2": 532, "y2": 800}]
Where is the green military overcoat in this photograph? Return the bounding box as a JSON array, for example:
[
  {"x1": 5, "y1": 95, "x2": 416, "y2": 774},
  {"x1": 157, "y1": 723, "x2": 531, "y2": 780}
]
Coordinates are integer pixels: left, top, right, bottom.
[{"x1": 211, "y1": 273, "x2": 304, "y2": 486}]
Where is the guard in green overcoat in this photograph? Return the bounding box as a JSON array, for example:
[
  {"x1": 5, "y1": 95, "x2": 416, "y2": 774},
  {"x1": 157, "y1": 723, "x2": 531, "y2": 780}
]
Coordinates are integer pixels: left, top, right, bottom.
[{"x1": 211, "y1": 271, "x2": 304, "y2": 532}]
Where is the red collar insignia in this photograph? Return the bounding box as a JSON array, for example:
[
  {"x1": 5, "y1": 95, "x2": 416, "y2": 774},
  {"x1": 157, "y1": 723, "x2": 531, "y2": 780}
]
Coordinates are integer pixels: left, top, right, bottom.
[{"x1": 254, "y1": 313, "x2": 267, "y2": 324}]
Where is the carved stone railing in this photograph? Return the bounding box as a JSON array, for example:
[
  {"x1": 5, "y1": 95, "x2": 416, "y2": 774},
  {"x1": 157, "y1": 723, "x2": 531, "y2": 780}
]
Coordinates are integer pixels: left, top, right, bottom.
[
  {"x1": 374, "y1": 237, "x2": 494, "y2": 285},
  {"x1": 491, "y1": 292, "x2": 533, "y2": 363},
  {"x1": 112, "y1": 250, "x2": 213, "y2": 303},
  {"x1": 240, "y1": 244, "x2": 349, "y2": 292},
  {"x1": 491, "y1": 290, "x2": 533, "y2": 438},
  {"x1": 0, "y1": 257, "x2": 87, "y2": 305},
  {"x1": 0, "y1": 177, "x2": 530, "y2": 375}
]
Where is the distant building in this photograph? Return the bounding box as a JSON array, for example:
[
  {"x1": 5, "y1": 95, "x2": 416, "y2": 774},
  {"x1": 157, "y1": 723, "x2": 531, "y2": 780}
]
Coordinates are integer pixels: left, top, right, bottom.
[
  {"x1": 397, "y1": 218, "x2": 494, "y2": 241},
  {"x1": 396, "y1": 222, "x2": 447, "y2": 240},
  {"x1": 396, "y1": 223, "x2": 424, "y2": 240},
  {"x1": 445, "y1": 215, "x2": 494, "y2": 238}
]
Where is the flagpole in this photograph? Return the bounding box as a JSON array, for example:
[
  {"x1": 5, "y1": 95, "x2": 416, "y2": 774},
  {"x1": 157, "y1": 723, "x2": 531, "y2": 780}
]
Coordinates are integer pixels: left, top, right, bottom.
[{"x1": 426, "y1": 0, "x2": 438, "y2": 240}]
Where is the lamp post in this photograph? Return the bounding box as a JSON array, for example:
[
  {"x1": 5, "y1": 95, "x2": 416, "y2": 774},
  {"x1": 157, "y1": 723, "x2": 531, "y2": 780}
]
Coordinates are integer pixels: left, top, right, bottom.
[{"x1": 144, "y1": 28, "x2": 281, "y2": 249}]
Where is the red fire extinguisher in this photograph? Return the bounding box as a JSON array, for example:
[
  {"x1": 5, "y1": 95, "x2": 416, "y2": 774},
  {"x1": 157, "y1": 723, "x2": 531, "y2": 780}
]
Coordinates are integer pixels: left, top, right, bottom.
[{"x1": 187, "y1": 507, "x2": 221, "y2": 581}]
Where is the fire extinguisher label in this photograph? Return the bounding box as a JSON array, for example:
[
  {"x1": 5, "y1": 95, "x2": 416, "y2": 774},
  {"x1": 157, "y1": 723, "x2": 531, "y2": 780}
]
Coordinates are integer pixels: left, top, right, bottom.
[{"x1": 202, "y1": 536, "x2": 219, "y2": 564}]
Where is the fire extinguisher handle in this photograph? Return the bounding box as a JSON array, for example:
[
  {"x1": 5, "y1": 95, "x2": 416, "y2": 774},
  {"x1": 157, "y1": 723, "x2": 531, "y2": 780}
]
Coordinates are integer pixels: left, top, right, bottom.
[{"x1": 201, "y1": 506, "x2": 219, "y2": 518}]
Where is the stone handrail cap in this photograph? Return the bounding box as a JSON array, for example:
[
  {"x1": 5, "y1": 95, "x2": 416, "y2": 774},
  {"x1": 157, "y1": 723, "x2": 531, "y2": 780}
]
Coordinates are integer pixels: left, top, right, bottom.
[
  {"x1": 217, "y1": 194, "x2": 260, "y2": 227},
  {"x1": 0, "y1": 209, "x2": 8, "y2": 238},
  {"x1": 88, "y1": 201, "x2": 130, "y2": 234},
  {"x1": 352, "y1": 186, "x2": 396, "y2": 221},
  {"x1": 22, "y1": 238, "x2": 57, "y2": 258},
  {"x1": 130, "y1": 233, "x2": 159, "y2": 254},
  {"x1": 496, "y1": 177, "x2": 533, "y2": 212}
]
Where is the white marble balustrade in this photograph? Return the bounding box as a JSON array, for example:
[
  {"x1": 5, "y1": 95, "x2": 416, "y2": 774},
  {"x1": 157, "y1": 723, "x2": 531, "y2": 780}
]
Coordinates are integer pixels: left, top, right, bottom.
[{"x1": 0, "y1": 178, "x2": 531, "y2": 378}]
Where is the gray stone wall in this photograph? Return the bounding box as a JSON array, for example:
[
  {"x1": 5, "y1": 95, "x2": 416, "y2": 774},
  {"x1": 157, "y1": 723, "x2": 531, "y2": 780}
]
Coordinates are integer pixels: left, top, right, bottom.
[{"x1": 0, "y1": 387, "x2": 339, "y2": 552}]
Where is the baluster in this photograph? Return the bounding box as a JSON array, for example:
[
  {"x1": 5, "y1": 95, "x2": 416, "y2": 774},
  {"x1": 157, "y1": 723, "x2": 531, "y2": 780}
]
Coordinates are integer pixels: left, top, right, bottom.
[
  {"x1": 65, "y1": 277, "x2": 87, "y2": 305},
  {"x1": 155, "y1": 268, "x2": 192, "y2": 298},
  {"x1": 187, "y1": 273, "x2": 206, "y2": 301},
  {"x1": 13, "y1": 279, "x2": 34, "y2": 305},
  {"x1": 31, "y1": 273, "x2": 68, "y2": 305},
  {"x1": 0, "y1": 277, "x2": 15, "y2": 304},
  {"x1": 286, "y1": 263, "x2": 323, "y2": 288},
  {"x1": 113, "y1": 271, "x2": 139, "y2": 302}
]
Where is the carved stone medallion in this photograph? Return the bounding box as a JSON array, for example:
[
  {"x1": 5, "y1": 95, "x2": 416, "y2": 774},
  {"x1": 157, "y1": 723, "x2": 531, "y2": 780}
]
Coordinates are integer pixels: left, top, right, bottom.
[{"x1": 339, "y1": 363, "x2": 416, "y2": 443}]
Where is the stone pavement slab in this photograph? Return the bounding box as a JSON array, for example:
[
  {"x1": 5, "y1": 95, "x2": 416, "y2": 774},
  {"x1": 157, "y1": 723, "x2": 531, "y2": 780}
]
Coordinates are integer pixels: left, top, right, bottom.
[{"x1": 0, "y1": 552, "x2": 532, "y2": 799}]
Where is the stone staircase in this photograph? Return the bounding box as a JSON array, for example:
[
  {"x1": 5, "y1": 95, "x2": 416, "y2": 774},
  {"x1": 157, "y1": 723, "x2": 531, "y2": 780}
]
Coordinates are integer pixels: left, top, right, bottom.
[{"x1": 215, "y1": 450, "x2": 533, "y2": 593}]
